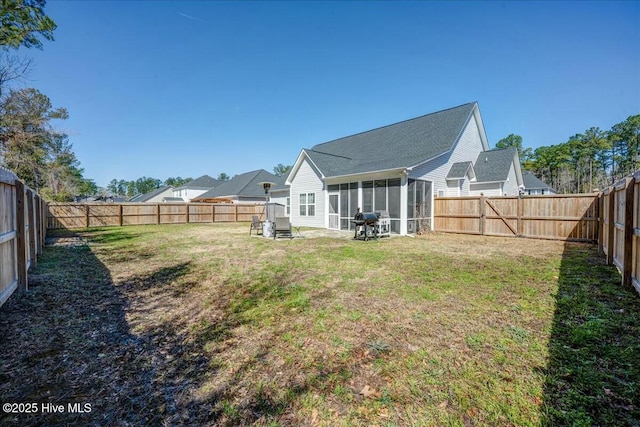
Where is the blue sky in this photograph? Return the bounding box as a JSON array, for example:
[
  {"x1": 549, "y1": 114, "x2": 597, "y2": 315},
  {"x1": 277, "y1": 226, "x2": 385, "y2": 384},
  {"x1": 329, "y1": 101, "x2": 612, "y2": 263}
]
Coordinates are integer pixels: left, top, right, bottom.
[{"x1": 17, "y1": 1, "x2": 640, "y2": 187}]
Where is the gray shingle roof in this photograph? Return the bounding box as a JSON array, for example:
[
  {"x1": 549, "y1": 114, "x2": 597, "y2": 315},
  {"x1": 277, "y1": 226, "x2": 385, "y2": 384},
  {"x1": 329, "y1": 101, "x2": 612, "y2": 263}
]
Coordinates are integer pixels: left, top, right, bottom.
[
  {"x1": 447, "y1": 161, "x2": 473, "y2": 180},
  {"x1": 472, "y1": 147, "x2": 518, "y2": 182},
  {"x1": 195, "y1": 170, "x2": 285, "y2": 199},
  {"x1": 523, "y1": 171, "x2": 554, "y2": 190},
  {"x1": 130, "y1": 185, "x2": 173, "y2": 202},
  {"x1": 303, "y1": 102, "x2": 477, "y2": 177},
  {"x1": 174, "y1": 175, "x2": 220, "y2": 190}
]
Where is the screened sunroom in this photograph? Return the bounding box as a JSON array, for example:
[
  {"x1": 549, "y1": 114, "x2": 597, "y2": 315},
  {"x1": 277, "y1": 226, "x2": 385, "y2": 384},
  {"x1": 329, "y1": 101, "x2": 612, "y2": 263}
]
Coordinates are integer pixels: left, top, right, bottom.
[{"x1": 327, "y1": 178, "x2": 432, "y2": 235}]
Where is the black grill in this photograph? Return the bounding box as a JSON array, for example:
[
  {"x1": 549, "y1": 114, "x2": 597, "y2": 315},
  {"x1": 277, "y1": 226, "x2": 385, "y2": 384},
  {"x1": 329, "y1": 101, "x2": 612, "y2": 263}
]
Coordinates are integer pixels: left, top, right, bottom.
[{"x1": 352, "y1": 212, "x2": 381, "y2": 240}]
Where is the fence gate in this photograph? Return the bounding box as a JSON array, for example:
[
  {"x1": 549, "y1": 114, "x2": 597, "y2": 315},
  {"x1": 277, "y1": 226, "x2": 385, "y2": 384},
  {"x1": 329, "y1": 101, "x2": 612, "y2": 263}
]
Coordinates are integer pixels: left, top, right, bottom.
[{"x1": 483, "y1": 197, "x2": 518, "y2": 237}]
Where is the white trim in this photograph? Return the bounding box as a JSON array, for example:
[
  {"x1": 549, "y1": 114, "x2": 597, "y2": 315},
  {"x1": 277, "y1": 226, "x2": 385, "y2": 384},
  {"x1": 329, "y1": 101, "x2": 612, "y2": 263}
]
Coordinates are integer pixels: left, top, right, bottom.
[
  {"x1": 470, "y1": 180, "x2": 506, "y2": 185},
  {"x1": 400, "y1": 175, "x2": 408, "y2": 235},
  {"x1": 323, "y1": 167, "x2": 406, "y2": 182},
  {"x1": 472, "y1": 103, "x2": 491, "y2": 151},
  {"x1": 286, "y1": 150, "x2": 325, "y2": 186}
]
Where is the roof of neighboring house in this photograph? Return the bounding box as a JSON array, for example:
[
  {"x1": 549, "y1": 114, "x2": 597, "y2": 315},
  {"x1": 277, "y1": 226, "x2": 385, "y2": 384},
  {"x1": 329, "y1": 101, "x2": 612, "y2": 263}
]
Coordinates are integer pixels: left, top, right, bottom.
[
  {"x1": 162, "y1": 197, "x2": 185, "y2": 202},
  {"x1": 299, "y1": 102, "x2": 479, "y2": 178},
  {"x1": 129, "y1": 185, "x2": 173, "y2": 203},
  {"x1": 446, "y1": 161, "x2": 474, "y2": 180},
  {"x1": 523, "y1": 171, "x2": 554, "y2": 190},
  {"x1": 193, "y1": 169, "x2": 286, "y2": 200},
  {"x1": 174, "y1": 175, "x2": 220, "y2": 190},
  {"x1": 473, "y1": 147, "x2": 519, "y2": 183}
]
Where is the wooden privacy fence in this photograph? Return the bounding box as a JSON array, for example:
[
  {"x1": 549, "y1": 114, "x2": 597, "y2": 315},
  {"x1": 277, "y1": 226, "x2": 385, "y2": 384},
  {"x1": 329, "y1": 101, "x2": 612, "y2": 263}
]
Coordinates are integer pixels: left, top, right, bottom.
[
  {"x1": 47, "y1": 203, "x2": 266, "y2": 229},
  {"x1": 0, "y1": 167, "x2": 47, "y2": 307},
  {"x1": 434, "y1": 194, "x2": 599, "y2": 242},
  {"x1": 599, "y1": 173, "x2": 640, "y2": 294}
]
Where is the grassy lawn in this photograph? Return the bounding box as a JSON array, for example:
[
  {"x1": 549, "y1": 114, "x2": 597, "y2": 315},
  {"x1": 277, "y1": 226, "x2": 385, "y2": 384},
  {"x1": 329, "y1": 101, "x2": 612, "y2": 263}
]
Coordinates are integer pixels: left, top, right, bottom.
[{"x1": 1, "y1": 223, "x2": 638, "y2": 426}]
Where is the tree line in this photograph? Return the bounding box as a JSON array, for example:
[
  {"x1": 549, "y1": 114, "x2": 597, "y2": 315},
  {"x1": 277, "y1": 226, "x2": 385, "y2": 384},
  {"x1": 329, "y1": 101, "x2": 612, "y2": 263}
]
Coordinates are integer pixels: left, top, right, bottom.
[
  {"x1": 108, "y1": 165, "x2": 292, "y2": 199},
  {"x1": 0, "y1": 0, "x2": 96, "y2": 201},
  {"x1": 107, "y1": 177, "x2": 194, "y2": 198},
  {"x1": 496, "y1": 114, "x2": 639, "y2": 194}
]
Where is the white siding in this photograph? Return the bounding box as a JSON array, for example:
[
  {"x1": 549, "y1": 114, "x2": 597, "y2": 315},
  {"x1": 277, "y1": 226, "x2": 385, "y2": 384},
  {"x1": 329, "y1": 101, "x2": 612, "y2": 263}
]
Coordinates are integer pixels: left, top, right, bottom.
[
  {"x1": 186, "y1": 189, "x2": 208, "y2": 201},
  {"x1": 503, "y1": 163, "x2": 520, "y2": 196},
  {"x1": 411, "y1": 114, "x2": 485, "y2": 196},
  {"x1": 144, "y1": 188, "x2": 174, "y2": 203},
  {"x1": 290, "y1": 158, "x2": 325, "y2": 228},
  {"x1": 446, "y1": 180, "x2": 460, "y2": 197},
  {"x1": 469, "y1": 182, "x2": 502, "y2": 196},
  {"x1": 172, "y1": 188, "x2": 209, "y2": 202},
  {"x1": 461, "y1": 175, "x2": 471, "y2": 195}
]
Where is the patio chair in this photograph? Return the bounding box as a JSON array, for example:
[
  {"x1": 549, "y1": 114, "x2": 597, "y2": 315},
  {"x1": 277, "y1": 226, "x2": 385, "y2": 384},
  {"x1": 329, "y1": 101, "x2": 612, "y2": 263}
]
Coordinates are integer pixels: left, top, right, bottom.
[
  {"x1": 249, "y1": 215, "x2": 263, "y2": 236},
  {"x1": 273, "y1": 216, "x2": 292, "y2": 239}
]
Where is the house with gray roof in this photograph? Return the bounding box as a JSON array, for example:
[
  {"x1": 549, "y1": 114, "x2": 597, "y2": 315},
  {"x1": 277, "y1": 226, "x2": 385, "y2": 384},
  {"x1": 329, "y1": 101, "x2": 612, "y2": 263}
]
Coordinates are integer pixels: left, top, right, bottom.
[
  {"x1": 286, "y1": 102, "x2": 523, "y2": 235},
  {"x1": 172, "y1": 175, "x2": 220, "y2": 202},
  {"x1": 468, "y1": 147, "x2": 523, "y2": 196},
  {"x1": 192, "y1": 169, "x2": 289, "y2": 205},
  {"x1": 522, "y1": 171, "x2": 556, "y2": 195},
  {"x1": 128, "y1": 185, "x2": 174, "y2": 203}
]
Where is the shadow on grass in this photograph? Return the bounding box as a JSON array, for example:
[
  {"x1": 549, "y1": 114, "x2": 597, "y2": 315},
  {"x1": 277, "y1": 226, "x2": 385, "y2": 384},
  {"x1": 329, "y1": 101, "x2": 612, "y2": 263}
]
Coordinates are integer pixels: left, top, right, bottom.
[
  {"x1": 0, "y1": 240, "x2": 212, "y2": 426},
  {"x1": 542, "y1": 242, "x2": 640, "y2": 425},
  {"x1": 0, "y1": 231, "x2": 319, "y2": 426}
]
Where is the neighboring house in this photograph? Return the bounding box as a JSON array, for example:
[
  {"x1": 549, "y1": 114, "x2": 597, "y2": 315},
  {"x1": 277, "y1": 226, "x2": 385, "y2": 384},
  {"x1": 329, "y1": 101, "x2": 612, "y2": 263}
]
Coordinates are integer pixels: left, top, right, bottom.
[
  {"x1": 128, "y1": 186, "x2": 174, "y2": 203},
  {"x1": 469, "y1": 147, "x2": 523, "y2": 197},
  {"x1": 172, "y1": 175, "x2": 220, "y2": 201},
  {"x1": 286, "y1": 101, "x2": 524, "y2": 235},
  {"x1": 75, "y1": 195, "x2": 128, "y2": 203},
  {"x1": 192, "y1": 169, "x2": 289, "y2": 204},
  {"x1": 162, "y1": 197, "x2": 187, "y2": 203},
  {"x1": 522, "y1": 171, "x2": 556, "y2": 195}
]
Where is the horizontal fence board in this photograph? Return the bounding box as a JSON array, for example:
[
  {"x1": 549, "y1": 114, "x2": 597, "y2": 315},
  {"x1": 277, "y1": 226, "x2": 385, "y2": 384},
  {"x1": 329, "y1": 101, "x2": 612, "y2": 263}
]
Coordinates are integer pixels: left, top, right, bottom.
[
  {"x1": 1, "y1": 167, "x2": 45, "y2": 307},
  {"x1": 434, "y1": 194, "x2": 599, "y2": 241},
  {"x1": 47, "y1": 203, "x2": 265, "y2": 229}
]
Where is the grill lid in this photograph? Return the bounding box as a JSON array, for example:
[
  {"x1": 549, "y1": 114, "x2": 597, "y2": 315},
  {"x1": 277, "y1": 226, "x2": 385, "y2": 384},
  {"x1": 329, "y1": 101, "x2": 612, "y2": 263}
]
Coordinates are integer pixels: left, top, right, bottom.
[{"x1": 361, "y1": 213, "x2": 379, "y2": 221}]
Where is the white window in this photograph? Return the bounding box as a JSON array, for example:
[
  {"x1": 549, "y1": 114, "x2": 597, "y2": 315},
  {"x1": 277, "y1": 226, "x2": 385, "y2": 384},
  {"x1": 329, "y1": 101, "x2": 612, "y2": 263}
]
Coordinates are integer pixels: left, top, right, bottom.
[
  {"x1": 299, "y1": 193, "x2": 315, "y2": 216},
  {"x1": 286, "y1": 197, "x2": 290, "y2": 215}
]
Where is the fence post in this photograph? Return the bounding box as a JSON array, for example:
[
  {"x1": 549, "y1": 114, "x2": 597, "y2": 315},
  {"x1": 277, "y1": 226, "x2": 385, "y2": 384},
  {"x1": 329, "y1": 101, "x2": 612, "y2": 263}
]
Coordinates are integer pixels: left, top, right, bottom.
[
  {"x1": 42, "y1": 199, "x2": 47, "y2": 243},
  {"x1": 623, "y1": 177, "x2": 635, "y2": 287},
  {"x1": 186, "y1": 203, "x2": 190, "y2": 223},
  {"x1": 212, "y1": 204, "x2": 215, "y2": 223},
  {"x1": 517, "y1": 195, "x2": 524, "y2": 237},
  {"x1": 85, "y1": 204, "x2": 90, "y2": 228},
  {"x1": 598, "y1": 192, "x2": 604, "y2": 255},
  {"x1": 119, "y1": 204, "x2": 124, "y2": 227},
  {"x1": 479, "y1": 194, "x2": 486, "y2": 235},
  {"x1": 27, "y1": 190, "x2": 36, "y2": 269},
  {"x1": 607, "y1": 189, "x2": 615, "y2": 265},
  {"x1": 15, "y1": 180, "x2": 27, "y2": 293},
  {"x1": 235, "y1": 204, "x2": 238, "y2": 222},
  {"x1": 34, "y1": 194, "x2": 42, "y2": 255},
  {"x1": 156, "y1": 204, "x2": 161, "y2": 224}
]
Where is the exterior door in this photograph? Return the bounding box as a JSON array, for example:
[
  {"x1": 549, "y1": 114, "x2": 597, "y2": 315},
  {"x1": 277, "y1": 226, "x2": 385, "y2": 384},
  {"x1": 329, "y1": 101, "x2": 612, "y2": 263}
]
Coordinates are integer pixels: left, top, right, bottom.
[{"x1": 328, "y1": 194, "x2": 339, "y2": 229}]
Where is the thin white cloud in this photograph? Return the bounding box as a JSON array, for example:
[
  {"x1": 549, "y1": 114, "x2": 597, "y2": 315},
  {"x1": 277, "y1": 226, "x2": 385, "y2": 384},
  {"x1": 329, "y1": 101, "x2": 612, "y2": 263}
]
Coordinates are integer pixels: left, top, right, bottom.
[{"x1": 178, "y1": 13, "x2": 208, "y2": 24}]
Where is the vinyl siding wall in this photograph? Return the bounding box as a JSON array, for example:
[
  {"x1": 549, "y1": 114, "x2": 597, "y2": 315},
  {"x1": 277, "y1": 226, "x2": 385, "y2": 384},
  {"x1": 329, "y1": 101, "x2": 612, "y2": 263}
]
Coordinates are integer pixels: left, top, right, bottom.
[
  {"x1": 173, "y1": 188, "x2": 209, "y2": 202},
  {"x1": 143, "y1": 189, "x2": 174, "y2": 203},
  {"x1": 469, "y1": 182, "x2": 502, "y2": 196},
  {"x1": 290, "y1": 159, "x2": 325, "y2": 228},
  {"x1": 411, "y1": 114, "x2": 485, "y2": 195},
  {"x1": 503, "y1": 164, "x2": 520, "y2": 196}
]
